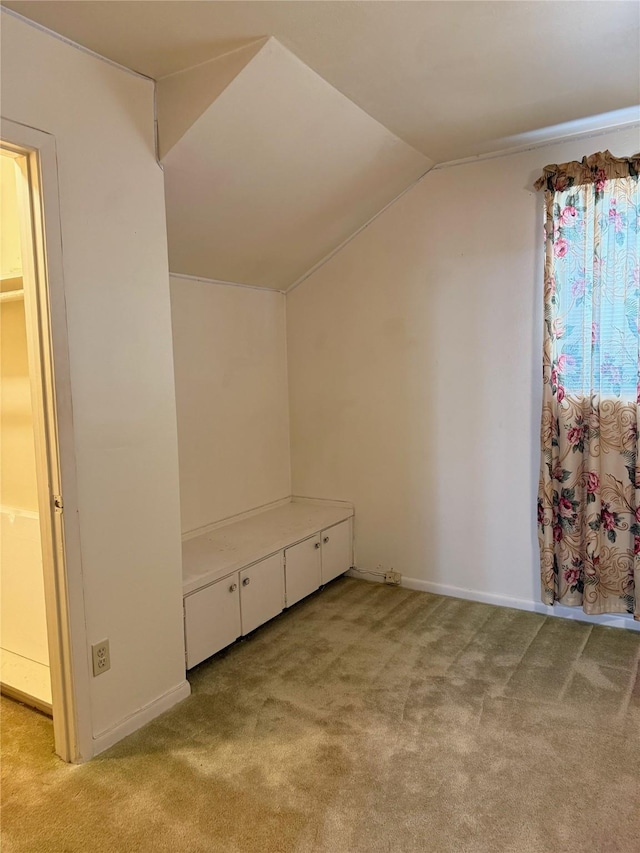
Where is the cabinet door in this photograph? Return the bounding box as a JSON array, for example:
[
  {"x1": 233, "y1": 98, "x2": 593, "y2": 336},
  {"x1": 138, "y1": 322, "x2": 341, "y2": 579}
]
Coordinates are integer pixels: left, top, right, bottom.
[
  {"x1": 184, "y1": 576, "x2": 241, "y2": 669},
  {"x1": 285, "y1": 535, "x2": 321, "y2": 607},
  {"x1": 321, "y1": 519, "x2": 353, "y2": 585},
  {"x1": 240, "y1": 553, "x2": 285, "y2": 635}
]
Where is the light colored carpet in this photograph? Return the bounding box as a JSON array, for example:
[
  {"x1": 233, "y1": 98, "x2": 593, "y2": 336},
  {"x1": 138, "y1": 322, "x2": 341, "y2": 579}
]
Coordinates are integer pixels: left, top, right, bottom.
[{"x1": 2, "y1": 577, "x2": 639, "y2": 853}]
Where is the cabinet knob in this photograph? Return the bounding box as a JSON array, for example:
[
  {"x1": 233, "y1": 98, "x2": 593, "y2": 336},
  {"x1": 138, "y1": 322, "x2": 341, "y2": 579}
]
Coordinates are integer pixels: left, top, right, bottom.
[
  {"x1": 229, "y1": 583, "x2": 237, "y2": 593},
  {"x1": 314, "y1": 542, "x2": 321, "y2": 549},
  {"x1": 323, "y1": 537, "x2": 329, "y2": 544},
  {"x1": 242, "y1": 577, "x2": 251, "y2": 586}
]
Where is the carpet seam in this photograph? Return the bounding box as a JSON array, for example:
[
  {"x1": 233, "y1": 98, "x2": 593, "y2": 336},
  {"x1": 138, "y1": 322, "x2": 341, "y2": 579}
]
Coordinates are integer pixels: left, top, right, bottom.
[
  {"x1": 557, "y1": 622, "x2": 594, "y2": 701},
  {"x1": 500, "y1": 615, "x2": 548, "y2": 694}
]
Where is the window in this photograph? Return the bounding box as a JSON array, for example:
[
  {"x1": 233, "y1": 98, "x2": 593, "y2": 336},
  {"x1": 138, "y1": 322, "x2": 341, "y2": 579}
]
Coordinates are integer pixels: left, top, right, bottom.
[
  {"x1": 541, "y1": 157, "x2": 639, "y2": 401},
  {"x1": 536, "y1": 150, "x2": 640, "y2": 620}
]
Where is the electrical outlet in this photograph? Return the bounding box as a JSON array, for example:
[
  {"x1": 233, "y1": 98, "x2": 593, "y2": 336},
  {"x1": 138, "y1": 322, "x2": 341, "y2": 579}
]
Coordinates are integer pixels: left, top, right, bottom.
[
  {"x1": 92, "y1": 639, "x2": 110, "y2": 676},
  {"x1": 384, "y1": 570, "x2": 402, "y2": 585}
]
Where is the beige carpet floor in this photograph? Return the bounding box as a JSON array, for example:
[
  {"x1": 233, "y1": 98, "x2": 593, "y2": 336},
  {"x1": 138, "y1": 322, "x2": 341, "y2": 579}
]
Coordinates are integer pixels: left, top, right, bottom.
[{"x1": 2, "y1": 577, "x2": 640, "y2": 853}]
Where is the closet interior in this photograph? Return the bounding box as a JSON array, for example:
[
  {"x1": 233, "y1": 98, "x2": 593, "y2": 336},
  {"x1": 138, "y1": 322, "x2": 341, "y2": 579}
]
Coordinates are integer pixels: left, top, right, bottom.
[{"x1": 0, "y1": 149, "x2": 51, "y2": 713}]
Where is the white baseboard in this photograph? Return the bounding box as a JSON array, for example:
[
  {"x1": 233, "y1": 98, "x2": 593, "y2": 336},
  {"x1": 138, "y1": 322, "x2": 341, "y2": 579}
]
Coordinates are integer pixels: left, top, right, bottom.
[
  {"x1": 0, "y1": 648, "x2": 52, "y2": 707},
  {"x1": 348, "y1": 570, "x2": 640, "y2": 632},
  {"x1": 92, "y1": 679, "x2": 191, "y2": 756},
  {"x1": 402, "y1": 576, "x2": 640, "y2": 631}
]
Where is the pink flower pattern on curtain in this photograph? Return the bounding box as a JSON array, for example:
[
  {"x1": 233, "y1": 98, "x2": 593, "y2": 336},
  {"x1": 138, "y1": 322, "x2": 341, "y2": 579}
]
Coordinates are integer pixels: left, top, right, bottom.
[{"x1": 536, "y1": 151, "x2": 640, "y2": 619}]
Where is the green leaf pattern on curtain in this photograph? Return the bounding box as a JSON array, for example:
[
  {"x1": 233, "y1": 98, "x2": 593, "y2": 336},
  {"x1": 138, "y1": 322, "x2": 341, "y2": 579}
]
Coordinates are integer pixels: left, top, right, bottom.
[{"x1": 536, "y1": 151, "x2": 640, "y2": 619}]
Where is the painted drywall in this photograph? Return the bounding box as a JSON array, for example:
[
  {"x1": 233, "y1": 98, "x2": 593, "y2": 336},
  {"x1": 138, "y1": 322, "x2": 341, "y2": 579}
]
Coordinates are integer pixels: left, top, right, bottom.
[
  {"x1": 0, "y1": 156, "x2": 37, "y2": 512},
  {"x1": 0, "y1": 301, "x2": 37, "y2": 511},
  {"x1": 1, "y1": 155, "x2": 22, "y2": 279},
  {"x1": 6, "y1": 2, "x2": 640, "y2": 161},
  {"x1": 1, "y1": 14, "x2": 187, "y2": 744},
  {"x1": 156, "y1": 37, "x2": 266, "y2": 159},
  {"x1": 162, "y1": 37, "x2": 430, "y2": 289},
  {"x1": 287, "y1": 124, "x2": 640, "y2": 622},
  {"x1": 170, "y1": 277, "x2": 291, "y2": 533}
]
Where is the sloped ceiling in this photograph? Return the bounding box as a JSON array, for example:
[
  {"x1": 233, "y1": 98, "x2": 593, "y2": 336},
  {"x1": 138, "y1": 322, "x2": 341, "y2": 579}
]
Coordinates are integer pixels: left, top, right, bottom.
[
  {"x1": 157, "y1": 37, "x2": 267, "y2": 160},
  {"x1": 3, "y1": 1, "x2": 639, "y2": 289},
  {"x1": 4, "y1": 1, "x2": 639, "y2": 161},
  {"x1": 160, "y1": 38, "x2": 431, "y2": 289}
]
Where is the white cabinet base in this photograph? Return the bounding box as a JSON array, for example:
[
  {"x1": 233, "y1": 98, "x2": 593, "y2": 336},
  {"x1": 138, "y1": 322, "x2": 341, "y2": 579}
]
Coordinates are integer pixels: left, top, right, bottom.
[
  {"x1": 240, "y1": 553, "x2": 284, "y2": 635},
  {"x1": 321, "y1": 519, "x2": 353, "y2": 585},
  {"x1": 184, "y1": 577, "x2": 241, "y2": 669},
  {"x1": 182, "y1": 499, "x2": 354, "y2": 669},
  {"x1": 285, "y1": 535, "x2": 321, "y2": 607}
]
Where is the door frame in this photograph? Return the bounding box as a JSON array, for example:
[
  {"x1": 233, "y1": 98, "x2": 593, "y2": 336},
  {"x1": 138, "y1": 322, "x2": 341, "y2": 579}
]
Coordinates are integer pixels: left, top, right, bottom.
[{"x1": 1, "y1": 118, "x2": 92, "y2": 762}]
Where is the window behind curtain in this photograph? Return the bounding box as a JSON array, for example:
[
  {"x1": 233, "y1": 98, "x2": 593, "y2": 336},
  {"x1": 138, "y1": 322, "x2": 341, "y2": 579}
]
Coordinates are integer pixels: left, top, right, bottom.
[
  {"x1": 548, "y1": 176, "x2": 639, "y2": 401},
  {"x1": 536, "y1": 151, "x2": 640, "y2": 620}
]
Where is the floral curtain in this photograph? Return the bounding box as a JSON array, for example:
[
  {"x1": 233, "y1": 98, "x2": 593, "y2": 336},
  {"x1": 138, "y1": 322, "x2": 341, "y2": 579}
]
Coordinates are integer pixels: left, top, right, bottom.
[{"x1": 536, "y1": 151, "x2": 640, "y2": 620}]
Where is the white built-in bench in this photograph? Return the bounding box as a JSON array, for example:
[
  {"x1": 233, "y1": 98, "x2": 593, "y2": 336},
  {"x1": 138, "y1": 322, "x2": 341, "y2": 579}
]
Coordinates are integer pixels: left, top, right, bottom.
[{"x1": 182, "y1": 498, "x2": 354, "y2": 668}]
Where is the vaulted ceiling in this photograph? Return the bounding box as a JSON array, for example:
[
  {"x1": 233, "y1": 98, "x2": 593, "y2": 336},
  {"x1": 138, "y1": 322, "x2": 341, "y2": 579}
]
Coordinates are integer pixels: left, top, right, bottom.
[
  {"x1": 159, "y1": 37, "x2": 431, "y2": 289},
  {"x1": 4, "y1": 1, "x2": 639, "y2": 288}
]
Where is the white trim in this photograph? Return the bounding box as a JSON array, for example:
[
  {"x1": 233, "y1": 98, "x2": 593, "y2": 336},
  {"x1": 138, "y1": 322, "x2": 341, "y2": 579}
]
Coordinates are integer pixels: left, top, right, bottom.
[
  {"x1": 0, "y1": 7, "x2": 153, "y2": 82},
  {"x1": 1, "y1": 120, "x2": 93, "y2": 762},
  {"x1": 0, "y1": 649, "x2": 52, "y2": 709},
  {"x1": 92, "y1": 681, "x2": 191, "y2": 756},
  {"x1": 434, "y1": 108, "x2": 640, "y2": 171},
  {"x1": 169, "y1": 271, "x2": 285, "y2": 294},
  {"x1": 285, "y1": 163, "x2": 435, "y2": 294},
  {"x1": 282, "y1": 293, "x2": 293, "y2": 495},
  {"x1": 396, "y1": 575, "x2": 640, "y2": 632},
  {"x1": 0, "y1": 680, "x2": 52, "y2": 716}
]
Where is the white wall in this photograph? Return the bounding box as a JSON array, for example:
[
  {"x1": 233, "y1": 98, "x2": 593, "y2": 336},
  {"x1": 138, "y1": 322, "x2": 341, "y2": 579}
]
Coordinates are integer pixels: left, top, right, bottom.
[
  {"x1": 0, "y1": 300, "x2": 38, "y2": 511},
  {"x1": 287, "y1": 125, "x2": 640, "y2": 617},
  {"x1": 1, "y1": 14, "x2": 188, "y2": 747},
  {"x1": 0, "y1": 509, "x2": 50, "y2": 705},
  {"x1": 1, "y1": 154, "x2": 22, "y2": 279},
  {"x1": 170, "y1": 277, "x2": 290, "y2": 533}
]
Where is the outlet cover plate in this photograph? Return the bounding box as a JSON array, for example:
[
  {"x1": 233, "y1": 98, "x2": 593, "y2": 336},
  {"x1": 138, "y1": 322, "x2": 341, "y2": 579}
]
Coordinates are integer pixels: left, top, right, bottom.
[{"x1": 92, "y1": 639, "x2": 110, "y2": 676}]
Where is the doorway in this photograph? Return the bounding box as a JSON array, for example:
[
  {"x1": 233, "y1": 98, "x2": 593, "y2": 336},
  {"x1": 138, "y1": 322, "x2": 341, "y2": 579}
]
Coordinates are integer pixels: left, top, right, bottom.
[
  {"x1": 0, "y1": 124, "x2": 90, "y2": 763},
  {"x1": 0, "y1": 148, "x2": 51, "y2": 714}
]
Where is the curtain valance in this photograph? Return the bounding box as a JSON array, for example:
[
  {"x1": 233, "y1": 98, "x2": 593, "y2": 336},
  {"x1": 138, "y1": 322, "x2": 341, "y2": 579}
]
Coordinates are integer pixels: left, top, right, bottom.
[{"x1": 534, "y1": 150, "x2": 640, "y2": 193}]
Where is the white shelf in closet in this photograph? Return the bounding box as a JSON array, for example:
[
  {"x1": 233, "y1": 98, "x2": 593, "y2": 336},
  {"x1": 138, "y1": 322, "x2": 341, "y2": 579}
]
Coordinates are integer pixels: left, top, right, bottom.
[
  {"x1": 0, "y1": 289, "x2": 24, "y2": 303},
  {"x1": 0, "y1": 273, "x2": 24, "y2": 303}
]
